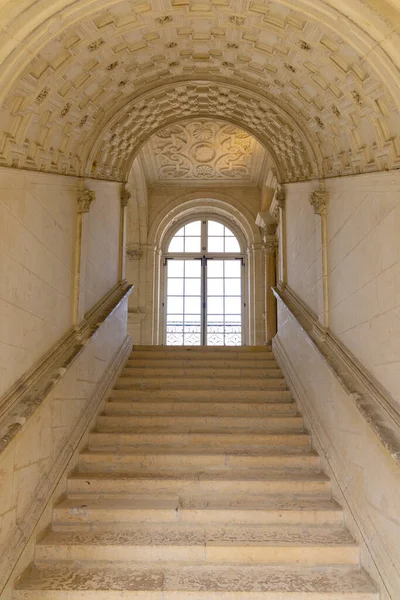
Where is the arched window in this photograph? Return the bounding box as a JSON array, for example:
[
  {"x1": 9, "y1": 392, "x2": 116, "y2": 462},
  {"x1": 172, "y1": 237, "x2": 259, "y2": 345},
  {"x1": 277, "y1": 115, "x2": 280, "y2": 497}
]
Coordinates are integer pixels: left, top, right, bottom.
[{"x1": 163, "y1": 218, "x2": 244, "y2": 346}]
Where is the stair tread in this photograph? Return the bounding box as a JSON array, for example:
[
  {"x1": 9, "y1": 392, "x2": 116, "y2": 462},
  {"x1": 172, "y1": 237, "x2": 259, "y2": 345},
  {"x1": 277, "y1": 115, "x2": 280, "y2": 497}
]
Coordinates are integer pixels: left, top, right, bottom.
[
  {"x1": 16, "y1": 563, "x2": 378, "y2": 594},
  {"x1": 95, "y1": 426, "x2": 304, "y2": 434},
  {"x1": 39, "y1": 523, "x2": 356, "y2": 547},
  {"x1": 81, "y1": 448, "x2": 318, "y2": 457},
  {"x1": 71, "y1": 469, "x2": 328, "y2": 481},
  {"x1": 55, "y1": 493, "x2": 341, "y2": 513}
]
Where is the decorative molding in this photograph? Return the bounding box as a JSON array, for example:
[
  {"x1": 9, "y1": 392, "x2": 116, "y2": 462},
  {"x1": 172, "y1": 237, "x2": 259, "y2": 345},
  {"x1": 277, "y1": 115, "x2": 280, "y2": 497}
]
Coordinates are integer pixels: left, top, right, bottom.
[
  {"x1": 263, "y1": 240, "x2": 278, "y2": 255},
  {"x1": 0, "y1": 333, "x2": 132, "y2": 596},
  {"x1": 126, "y1": 245, "x2": 144, "y2": 260},
  {"x1": 273, "y1": 284, "x2": 400, "y2": 465},
  {"x1": 77, "y1": 188, "x2": 95, "y2": 213},
  {"x1": 120, "y1": 183, "x2": 131, "y2": 207},
  {"x1": 310, "y1": 188, "x2": 328, "y2": 215},
  {"x1": 0, "y1": 281, "x2": 133, "y2": 448},
  {"x1": 269, "y1": 187, "x2": 285, "y2": 222},
  {"x1": 140, "y1": 120, "x2": 266, "y2": 186}
]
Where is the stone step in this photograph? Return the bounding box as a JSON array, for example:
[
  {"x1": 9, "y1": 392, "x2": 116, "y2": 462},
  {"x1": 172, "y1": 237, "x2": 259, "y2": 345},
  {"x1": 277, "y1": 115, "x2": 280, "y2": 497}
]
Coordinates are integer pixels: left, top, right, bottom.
[
  {"x1": 104, "y1": 400, "x2": 298, "y2": 416},
  {"x1": 35, "y1": 523, "x2": 359, "y2": 565},
  {"x1": 68, "y1": 469, "x2": 329, "y2": 495},
  {"x1": 122, "y1": 367, "x2": 283, "y2": 378},
  {"x1": 115, "y1": 377, "x2": 287, "y2": 390},
  {"x1": 96, "y1": 414, "x2": 304, "y2": 433},
  {"x1": 125, "y1": 358, "x2": 279, "y2": 368},
  {"x1": 78, "y1": 449, "x2": 320, "y2": 472},
  {"x1": 53, "y1": 493, "x2": 344, "y2": 526},
  {"x1": 15, "y1": 563, "x2": 378, "y2": 599},
  {"x1": 130, "y1": 350, "x2": 274, "y2": 361},
  {"x1": 89, "y1": 431, "x2": 311, "y2": 451},
  {"x1": 110, "y1": 388, "x2": 293, "y2": 401}
]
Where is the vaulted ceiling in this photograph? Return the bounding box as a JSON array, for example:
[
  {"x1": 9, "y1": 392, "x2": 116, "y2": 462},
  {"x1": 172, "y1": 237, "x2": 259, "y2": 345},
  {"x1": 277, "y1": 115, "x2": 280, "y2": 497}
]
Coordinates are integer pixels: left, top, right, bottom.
[{"x1": 0, "y1": 0, "x2": 399, "y2": 182}]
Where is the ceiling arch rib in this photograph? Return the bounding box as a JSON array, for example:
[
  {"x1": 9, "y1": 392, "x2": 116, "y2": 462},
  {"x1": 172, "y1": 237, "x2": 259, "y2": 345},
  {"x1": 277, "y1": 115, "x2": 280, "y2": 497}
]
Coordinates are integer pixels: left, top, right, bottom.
[
  {"x1": 0, "y1": 0, "x2": 399, "y2": 181},
  {"x1": 88, "y1": 81, "x2": 317, "y2": 182}
]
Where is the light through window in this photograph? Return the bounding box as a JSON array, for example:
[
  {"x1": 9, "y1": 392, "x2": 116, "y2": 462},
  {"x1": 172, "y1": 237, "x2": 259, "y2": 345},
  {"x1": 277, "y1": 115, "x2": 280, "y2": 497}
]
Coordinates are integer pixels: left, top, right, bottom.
[{"x1": 164, "y1": 219, "x2": 244, "y2": 345}]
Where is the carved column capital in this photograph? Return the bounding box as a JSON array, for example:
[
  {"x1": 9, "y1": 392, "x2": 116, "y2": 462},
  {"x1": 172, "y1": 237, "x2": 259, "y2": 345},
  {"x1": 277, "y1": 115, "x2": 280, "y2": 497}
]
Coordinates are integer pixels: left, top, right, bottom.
[
  {"x1": 263, "y1": 240, "x2": 278, "y2": 255},
  {"x1": 310, "y1": 189, "x2": 328, "y2": 216},
  {"x1": 276, "y1": 188, "x2": 286, "y2": 210},
  {"x1": 77, "y1": 188, "x2": 95, "y2": 213},
  {"x1": 120, "y1": 184, "x2": 131, "y2": 208}
]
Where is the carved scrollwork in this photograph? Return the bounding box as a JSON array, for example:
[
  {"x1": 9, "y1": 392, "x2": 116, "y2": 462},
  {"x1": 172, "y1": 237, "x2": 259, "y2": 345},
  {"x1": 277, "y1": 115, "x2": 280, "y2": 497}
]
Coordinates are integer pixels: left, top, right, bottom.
[{"x1": 126, "y1": 245, "x2": 143, "y2": 260}]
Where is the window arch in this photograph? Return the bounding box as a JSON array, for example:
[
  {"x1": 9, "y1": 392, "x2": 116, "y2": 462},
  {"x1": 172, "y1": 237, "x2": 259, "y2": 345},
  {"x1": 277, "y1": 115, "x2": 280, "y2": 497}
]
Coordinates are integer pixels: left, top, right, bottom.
[{"x1": 163, "y1": 217, "x2": 244, "y2": 346}]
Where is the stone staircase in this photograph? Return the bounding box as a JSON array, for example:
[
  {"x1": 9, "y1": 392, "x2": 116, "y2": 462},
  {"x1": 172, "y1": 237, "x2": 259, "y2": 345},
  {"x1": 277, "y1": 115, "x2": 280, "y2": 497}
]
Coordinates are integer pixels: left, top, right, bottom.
[{"x1": 15, "y1": 345, "x2": 378, "y2": 599}]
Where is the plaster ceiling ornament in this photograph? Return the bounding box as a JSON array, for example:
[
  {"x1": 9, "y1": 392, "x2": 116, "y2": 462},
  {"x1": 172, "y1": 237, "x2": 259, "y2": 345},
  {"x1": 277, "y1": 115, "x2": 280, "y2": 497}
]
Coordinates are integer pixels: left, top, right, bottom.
[
  {"x1": 140, "y1": 120, "x2": 266, "y2": 185},
  {"x1": 0, "y1": 0, "x2": 399, "y2": 182}
]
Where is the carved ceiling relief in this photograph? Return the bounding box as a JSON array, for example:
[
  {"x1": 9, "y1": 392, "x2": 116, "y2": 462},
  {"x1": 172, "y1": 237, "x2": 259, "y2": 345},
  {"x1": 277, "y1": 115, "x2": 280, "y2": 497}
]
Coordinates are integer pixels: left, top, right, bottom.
[
  {"x1": 140, "y1": 120, "x2": 266, "y2": 184},
  {"x1": 0, "y1": 0, "x2": 399, "y2": 180}
]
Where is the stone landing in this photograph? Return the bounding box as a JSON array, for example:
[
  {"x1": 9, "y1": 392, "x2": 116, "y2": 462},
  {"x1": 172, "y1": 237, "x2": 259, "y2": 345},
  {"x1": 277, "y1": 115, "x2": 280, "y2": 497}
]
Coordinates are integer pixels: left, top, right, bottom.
[{"x1": 14, "y1": 345, "x2": 378, "y2": 599}]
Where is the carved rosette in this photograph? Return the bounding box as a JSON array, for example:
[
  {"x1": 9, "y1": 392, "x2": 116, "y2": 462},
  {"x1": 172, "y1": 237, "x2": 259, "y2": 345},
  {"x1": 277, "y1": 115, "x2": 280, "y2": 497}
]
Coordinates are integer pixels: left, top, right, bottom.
[
  {"x1": 120, "y1": 184, "x2": 131, "y2": 208},
  {"x1": 77, "y1": 189, "x2": 95, "y2": 213},
  {"x1": 310, "y1": 189, "x2": 328, "y2": 215}
]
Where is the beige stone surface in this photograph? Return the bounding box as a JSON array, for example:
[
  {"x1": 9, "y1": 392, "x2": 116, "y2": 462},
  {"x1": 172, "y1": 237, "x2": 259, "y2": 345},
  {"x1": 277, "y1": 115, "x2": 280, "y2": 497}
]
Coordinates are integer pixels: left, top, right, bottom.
[
  {"x1": 0, "y1": 298, "x2": 130, "y2": 596},
  {"x1": 0, "y1": 170, "x2": 76, "y2": 396},
  {"x1": 275, "y1": 300, "x2": 400, "y2": 599},
  {"x1": 12, "y1": 345, "x2": 377, "y2": 599}
]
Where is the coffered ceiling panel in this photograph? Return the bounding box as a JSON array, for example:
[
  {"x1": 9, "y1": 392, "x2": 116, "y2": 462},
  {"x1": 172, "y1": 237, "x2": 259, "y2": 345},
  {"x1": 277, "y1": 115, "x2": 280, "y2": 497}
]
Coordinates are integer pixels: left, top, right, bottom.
[{"x1": 0, "y1": 0, "x2": 399, "y2": 182}]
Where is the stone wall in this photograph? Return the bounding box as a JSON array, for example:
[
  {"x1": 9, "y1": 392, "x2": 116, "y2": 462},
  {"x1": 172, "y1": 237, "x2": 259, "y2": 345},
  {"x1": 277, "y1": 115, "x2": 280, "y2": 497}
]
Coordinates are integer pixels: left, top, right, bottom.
[
  {"x1": 84, "y1": 180, "x2": 120, "y2": 313},
  {"x1": 285, "y1": 181, "x2": 320, "y2": 315},
  {"x1": 0, "y1": 169, "x2": 122, "y2": 398},
  {"x1": 0, "y1": 167, "x2": 130, "y2": 597},
  {"x1": 0, "y1": 171, "x2": 76, "y2": 397},
  {"x1": 280, "y1": 170, "x2": 400, "y2": 598},
  {"x1": 284, "y1": 172, "x2": 400, "y2": 408}
]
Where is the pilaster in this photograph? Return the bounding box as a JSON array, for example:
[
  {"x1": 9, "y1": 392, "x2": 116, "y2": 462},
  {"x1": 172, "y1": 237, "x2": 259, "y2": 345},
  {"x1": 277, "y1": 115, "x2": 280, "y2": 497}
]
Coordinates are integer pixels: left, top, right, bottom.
[
  {"x1": 73, "y1": 186, "x2": 96, "y2": 326},
  {"x1": 310, "y1": 186, "x2": 329, "y2": 330},
  {"x1": 119, "y1": 183, "x2": 131, "y2": 281}
]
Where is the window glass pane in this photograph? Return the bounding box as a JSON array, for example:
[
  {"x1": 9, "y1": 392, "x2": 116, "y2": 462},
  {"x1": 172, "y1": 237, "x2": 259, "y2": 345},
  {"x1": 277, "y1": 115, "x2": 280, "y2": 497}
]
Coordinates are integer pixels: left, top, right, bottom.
[
  {"x1": 225, "y1": 297, "x2": 242, "y2": 314},
  {"x1": 207, "y1": 333, "x2": 224, "y2": 345},
  {"x1": 184, "y1": 314, "x2": 201, "y2": 325},
  {"x1": 184, "y1": 237, "x2": 201, "y2": 252},
  {"x1": 167, "y1": 278, "x2": 184, "y2": 295},
  {"x1": 224, "y1": 237, "x2": 241, "y2": 253},
  {"x1": 168, "y1": 260, "x2": 184, "y2": 277},
  {"x1": 224, "y1": 278, "x2": 241, "y2": 296},
  {"x1": 207, "y1": 314, "x2": 222, "y2": 324},
  {"x1": 224, "y1": 261, "x2": 241, "y2": 277},
  {"x1": 167, "y1": 314, "x2": 183, "y2": 326},
  {"x1": 207, "y1": 260, "x2": 224, "y2": 277},
  {"x1": 224, "y1": 226, "x2": 235, "y2": 237},
  {"x1": 167, "y1": 296, "x2": 183, "y2": 314},
  {"x1": 185, "y1": 296, "x2": 201, "y2": 314},
  {"x1": 226, "y1": 314, "x2": 241, "y2": 324},
  {"x1": 207, "y1": 278, "x2": 223, "y2": 296},
  {"x1": 208, "y1": 297, "x2": 224, "y2": 314},
  {"x1": 208, "y1": 221, "x2": 224, "y2": 236},
  {"x1": 185, "y1": 260, "x2": 201, "y2": 277},
  {"x1": 185, "y1": 221, "x2": 201, "y2": 235},
  {"x1": 185, "y1": 279, "x2": 201, "y2": 295},
  {"x1": 184, "y1": 333, "x2": 201, "y2": 345},
  {"x1": 168, "y1": 237, "x2": 184, "y2": 252},
  {"x1": 208, "y1": 237, "x2": 224, "y2": 253},
  {"x1": 175, "y1": 226, "x2": 185, "y2": 237}
]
